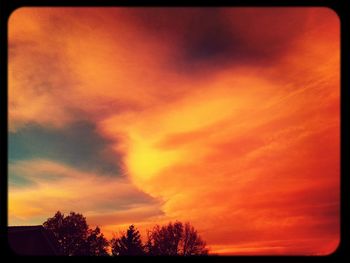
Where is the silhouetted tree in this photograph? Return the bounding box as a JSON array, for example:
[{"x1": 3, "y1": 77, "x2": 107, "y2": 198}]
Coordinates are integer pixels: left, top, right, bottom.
[
  {"x1": 43, "y1": 211, "x2": 87, "y2": 255},
  {"x1": 146, "y1": 222, "x2": 183, "y2": 255},
  {"x1": 43, "y1": 211, "x2": 108, "y2": 256},
  {"x1": 110, "y1": 225, "x2": 145, "y2": 256},
  {"x1": 146, "y1": 221, "x2": 208, "y2": 256},
  {"x1": 43, "y1": 211, "x2": 208, "y2": 256},
  {"x1": 180, "y1": 222, "x2": 208, "y2": 255},
  {"x1": 84, "y1": 226, "x2": 109, "y2": 256}
]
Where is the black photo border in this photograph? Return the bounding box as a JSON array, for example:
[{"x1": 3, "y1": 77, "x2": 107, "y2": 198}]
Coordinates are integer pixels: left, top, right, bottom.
[{"x1": 1, "y1": 0, "x2": 348, "y2": 262}]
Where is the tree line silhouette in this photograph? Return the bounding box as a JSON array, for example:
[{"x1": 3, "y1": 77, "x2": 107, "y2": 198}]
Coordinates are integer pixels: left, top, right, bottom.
[{"x1": 43, "y1": 211, "x2": 208, "y2": 256}]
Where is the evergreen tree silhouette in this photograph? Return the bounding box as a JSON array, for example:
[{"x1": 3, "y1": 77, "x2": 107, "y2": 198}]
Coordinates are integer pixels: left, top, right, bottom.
[{"x1": 111, "y1": 225, "x2": 145, "y2": 255}]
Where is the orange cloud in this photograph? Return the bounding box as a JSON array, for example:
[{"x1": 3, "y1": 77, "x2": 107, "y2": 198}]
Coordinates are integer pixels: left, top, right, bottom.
[{"x1": 9, "y1": 159, "x2": 163, "y2": 237}]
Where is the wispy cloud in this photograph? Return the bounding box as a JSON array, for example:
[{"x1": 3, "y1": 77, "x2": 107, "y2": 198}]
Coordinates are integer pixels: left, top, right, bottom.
[{"x1": 9, "y1": 159, "x2": 164, "y2": 236}]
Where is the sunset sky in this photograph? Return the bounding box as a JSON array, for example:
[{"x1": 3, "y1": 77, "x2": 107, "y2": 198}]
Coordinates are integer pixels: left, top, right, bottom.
[{"x1": 8, "y1": 7, "x2": 340, "y2": 255}]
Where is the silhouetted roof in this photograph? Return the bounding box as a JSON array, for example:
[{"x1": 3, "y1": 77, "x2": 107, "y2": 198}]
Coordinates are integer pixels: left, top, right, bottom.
[{"x1": 8, "y1": 225, "x2": 63, "y2": 256}]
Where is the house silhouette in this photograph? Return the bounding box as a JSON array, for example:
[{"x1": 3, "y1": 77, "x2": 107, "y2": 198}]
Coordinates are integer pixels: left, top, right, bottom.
[{"x1": 8, "y1": 225, "x2": 63, "y2": 256}]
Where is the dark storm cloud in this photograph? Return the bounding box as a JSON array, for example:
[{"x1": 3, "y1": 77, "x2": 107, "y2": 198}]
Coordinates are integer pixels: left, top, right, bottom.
[
  {"x1": 123, "y1": 8, "x2": 310, "y2": 71},
  {"x1": 9, "y1": 121, "x2": 122, "y2": 175},
  {"x1": 8, "y1": 172, "x2": 37, "y2": 188}
]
